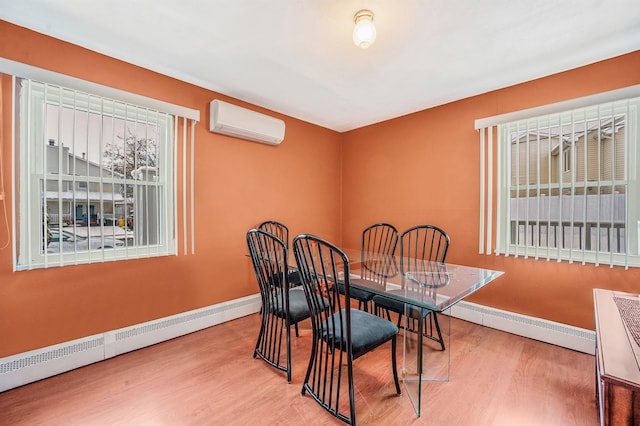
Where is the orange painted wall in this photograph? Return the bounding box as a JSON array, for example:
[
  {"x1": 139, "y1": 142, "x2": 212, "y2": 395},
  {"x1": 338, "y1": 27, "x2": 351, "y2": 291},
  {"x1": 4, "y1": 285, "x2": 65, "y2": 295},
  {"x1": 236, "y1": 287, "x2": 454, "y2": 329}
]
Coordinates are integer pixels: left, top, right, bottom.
[
  {"x1": 1, "y1": 19, "x2": 639, "y2": 359},
  {"x1": 341, "y1": 50, "x2": 640, "y2": 330},
  {"x1": 0, "y1": 21, "x2": 342, "y2": 357}
]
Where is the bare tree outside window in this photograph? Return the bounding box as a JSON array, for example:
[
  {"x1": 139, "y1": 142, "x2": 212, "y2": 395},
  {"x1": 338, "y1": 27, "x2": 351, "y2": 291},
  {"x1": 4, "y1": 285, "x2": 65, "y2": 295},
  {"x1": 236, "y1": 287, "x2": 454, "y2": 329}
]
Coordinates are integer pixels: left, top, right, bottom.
[
  {"x1": 103, "y1": 129, "x2": 158, "y2": 198},
  {"x1": 104, "y1": 130, "x2": 157, "y2": 176}
]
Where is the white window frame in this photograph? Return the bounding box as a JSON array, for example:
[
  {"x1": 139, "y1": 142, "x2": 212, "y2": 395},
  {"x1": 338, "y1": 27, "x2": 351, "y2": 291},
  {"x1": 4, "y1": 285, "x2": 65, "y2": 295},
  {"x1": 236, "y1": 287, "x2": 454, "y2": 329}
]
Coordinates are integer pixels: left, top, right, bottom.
[
  {"x1": 476, "y1": 85, "x2": 640, "y2": 268},
  {"x1": 2, "y1": 58, "x2": 199, "y2": 270}
]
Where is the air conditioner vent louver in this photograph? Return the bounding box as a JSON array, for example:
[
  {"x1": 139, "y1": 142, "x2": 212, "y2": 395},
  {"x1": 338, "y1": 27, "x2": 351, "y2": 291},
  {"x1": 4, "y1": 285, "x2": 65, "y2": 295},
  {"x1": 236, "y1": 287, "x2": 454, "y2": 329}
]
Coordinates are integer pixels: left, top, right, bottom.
[{"x1": 209, "y1": 100, "x2": 285, "y2": 145}]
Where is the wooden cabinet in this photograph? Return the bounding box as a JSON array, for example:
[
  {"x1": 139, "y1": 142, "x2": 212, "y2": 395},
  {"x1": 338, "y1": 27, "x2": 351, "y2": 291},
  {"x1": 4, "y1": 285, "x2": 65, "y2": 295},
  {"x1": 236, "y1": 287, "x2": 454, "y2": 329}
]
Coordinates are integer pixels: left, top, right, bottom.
[{"x1": 594, "y1": 289, "x2": 640, "y2": 425}]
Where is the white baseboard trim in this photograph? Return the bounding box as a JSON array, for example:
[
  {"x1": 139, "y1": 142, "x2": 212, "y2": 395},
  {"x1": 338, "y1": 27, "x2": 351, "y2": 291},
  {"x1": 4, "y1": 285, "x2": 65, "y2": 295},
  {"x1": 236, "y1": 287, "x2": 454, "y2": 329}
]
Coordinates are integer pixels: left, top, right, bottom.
[
  {"x1": 0, "y1": 296, "x2": 594, "y2": 393},
  {"x1": 449, "y1": 301, "x2": 595, "y2": 355},
  {"x1": 0, "y1": 293, "x2": 261, "y2": 392},
  {"x1": 104, "y1": 294, "x2": 261, "y2": 358},
  {"x1": 0, "y1": 334, "x2": 105, "y2": 393}
]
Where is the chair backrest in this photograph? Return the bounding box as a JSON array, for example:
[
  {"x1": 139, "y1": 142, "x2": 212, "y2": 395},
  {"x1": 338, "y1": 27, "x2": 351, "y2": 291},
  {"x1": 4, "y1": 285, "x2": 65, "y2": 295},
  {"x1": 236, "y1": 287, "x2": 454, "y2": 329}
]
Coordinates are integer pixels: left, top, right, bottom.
[
  {"x1": 362, "y1": 223, "x2": 398, "y2": 257},
  {"x1": 400, "y1": 225, "x2": 450, "y2": 273},
  {"x1": 247, "y1": 228, "x2": 289, "y2": 298},
  {"x1": 258, "y1": 220, "x2": 289, "y2": 248},
  {"x1": 293, "y1": 234, "x2": 349, "y2": 325},
  {"x1": 361, "y1": 223, "x2": 399, "y2": 281}
]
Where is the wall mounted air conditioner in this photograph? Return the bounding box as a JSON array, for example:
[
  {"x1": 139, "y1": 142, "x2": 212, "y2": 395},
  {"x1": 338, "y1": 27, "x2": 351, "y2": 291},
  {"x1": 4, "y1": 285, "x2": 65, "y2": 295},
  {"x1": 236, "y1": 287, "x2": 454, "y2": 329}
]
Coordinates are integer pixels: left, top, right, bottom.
[{"x1": 209, "y1": 99, "x2": 285, "y2": 145}]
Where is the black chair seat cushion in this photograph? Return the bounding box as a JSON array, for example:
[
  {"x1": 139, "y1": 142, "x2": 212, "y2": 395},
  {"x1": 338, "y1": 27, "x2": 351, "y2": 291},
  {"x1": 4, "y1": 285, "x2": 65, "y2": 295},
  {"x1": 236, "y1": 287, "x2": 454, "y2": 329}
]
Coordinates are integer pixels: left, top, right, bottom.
[
  {"x1": 322, "y1": 309, "x2": 398, "y2": 359},
  {"x1": 373, "y1": 295, "x2": 425, "y2": 320},
  {"x1": 271, "y1": 288, "x2": 311, "y2": 323}
]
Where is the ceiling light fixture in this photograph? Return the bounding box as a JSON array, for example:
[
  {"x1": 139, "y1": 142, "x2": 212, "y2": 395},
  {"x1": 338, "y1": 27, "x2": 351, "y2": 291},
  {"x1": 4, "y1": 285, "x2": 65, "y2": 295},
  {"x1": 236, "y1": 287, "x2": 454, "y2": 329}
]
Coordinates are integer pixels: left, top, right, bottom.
[{"x1": 352, "y1": 9, "x2": 376, "y2": 49}]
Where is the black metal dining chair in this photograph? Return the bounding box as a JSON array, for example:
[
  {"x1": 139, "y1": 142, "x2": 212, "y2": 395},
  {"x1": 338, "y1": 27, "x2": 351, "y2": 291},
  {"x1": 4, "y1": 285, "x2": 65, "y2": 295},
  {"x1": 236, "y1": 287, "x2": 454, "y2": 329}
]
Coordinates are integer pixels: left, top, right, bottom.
[
  {"x1": 258, "y1": 220, "x2": 302, "y2": 287},
  {"x1": 246, "y1": 228, "x2": 311, "y2": 382},
  {"x1": 293, "y1": 234, "x2": 401, "y2": 425},
  {"x1": 257, "y1": 220, "x2": 289, "y2": 246},
  {"x1": 372, "y1": 224, "x2": 450, "y2": 350},
  {"x1": 338, "y1": 223, "x2": 399, "y2": 312}
]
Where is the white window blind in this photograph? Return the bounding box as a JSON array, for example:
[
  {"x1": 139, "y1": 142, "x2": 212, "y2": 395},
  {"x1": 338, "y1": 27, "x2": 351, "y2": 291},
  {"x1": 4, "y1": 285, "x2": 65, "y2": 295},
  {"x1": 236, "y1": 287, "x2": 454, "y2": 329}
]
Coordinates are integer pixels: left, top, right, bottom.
[
  {"x1": 477, "y1": 86, "x2": 640, "y2": 268},
  {"x1": 2, "y1": 59, "x2": 199, "y2": 270}
]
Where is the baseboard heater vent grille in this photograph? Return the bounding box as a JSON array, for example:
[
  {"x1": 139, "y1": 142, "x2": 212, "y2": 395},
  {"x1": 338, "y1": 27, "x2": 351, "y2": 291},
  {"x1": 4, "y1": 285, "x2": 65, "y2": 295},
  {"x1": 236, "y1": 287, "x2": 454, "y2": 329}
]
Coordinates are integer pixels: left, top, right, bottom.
[
  {"x1": 114, "y1": 312, "x2": 204, "y2": 341},
  {"x1": 450, "y1": 300, "x2": 595, "y2": 354},
  {"x1": 0, "y1": 294, "x2": 261, "y2": 392},
  {"x1": 106, "y1": 294, "x2": 261, "y2": 357},
  {"x1": 0, "y1": 336, "x2": 104, "y2": 375},
  {"x1": 114, "y1": 298, "x2": 250, "y2": 342},
  {"x1": 479, "y1": 305, "x2": 593, "y2": 339}
]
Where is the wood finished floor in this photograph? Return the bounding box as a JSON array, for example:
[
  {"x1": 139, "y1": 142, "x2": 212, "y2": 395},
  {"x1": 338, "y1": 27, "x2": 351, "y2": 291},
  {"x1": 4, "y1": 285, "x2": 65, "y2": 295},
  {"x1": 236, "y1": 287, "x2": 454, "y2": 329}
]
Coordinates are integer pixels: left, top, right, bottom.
[{"x1": 0, "y1": 314, "x2": 597, "y2": 425}]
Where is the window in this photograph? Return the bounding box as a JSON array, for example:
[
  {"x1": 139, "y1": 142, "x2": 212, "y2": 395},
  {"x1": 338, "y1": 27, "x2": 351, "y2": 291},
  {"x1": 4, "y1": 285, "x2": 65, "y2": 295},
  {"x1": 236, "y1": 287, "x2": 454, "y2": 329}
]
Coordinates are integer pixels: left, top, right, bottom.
[
  {"x1": 562, "y1": 147, "x2": 571, "y2": 173},
  {"x1": 477, "y1": 88, "x2": 640, "y2": 267},
  {"x1": 15, "y1": 77, "x2": 183, "y2": 269}
]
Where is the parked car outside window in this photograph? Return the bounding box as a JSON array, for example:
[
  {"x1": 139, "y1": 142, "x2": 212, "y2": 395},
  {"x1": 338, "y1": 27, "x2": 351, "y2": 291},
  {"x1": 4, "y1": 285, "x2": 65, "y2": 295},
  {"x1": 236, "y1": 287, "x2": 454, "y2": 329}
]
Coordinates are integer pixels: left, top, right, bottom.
[{"x1": 47, "y1": 229, "x2": 125, "y2": 253}]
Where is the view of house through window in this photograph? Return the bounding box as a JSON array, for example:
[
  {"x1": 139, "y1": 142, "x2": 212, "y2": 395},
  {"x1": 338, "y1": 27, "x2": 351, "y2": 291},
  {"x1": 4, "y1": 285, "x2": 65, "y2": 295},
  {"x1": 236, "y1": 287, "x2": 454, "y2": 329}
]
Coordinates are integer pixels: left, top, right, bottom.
[
  {"x1": 16, "y1": 78, "x2": 176, "y2": 269},
  {"x1": 497, "y1": 97, "x2": 639, "y2": 266}
]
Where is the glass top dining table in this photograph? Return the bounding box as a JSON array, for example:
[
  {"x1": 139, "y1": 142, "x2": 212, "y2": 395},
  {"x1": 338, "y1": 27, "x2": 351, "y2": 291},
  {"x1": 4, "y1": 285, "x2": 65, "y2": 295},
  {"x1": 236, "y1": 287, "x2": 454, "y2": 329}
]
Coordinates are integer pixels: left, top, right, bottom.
[
  {"x1": 343, "y1": 250, "x2": 502, "y2": 312},
  {"x1": 325, "y1": 248, "x2": 504, "y2": 417}
]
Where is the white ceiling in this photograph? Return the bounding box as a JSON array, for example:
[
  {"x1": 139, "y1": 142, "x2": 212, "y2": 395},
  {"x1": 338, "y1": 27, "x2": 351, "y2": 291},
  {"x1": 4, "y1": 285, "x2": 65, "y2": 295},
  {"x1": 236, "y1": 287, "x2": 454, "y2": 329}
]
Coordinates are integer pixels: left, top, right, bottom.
[{"x1": 1, "y1": 0, "x2": 639, "y2": 132}]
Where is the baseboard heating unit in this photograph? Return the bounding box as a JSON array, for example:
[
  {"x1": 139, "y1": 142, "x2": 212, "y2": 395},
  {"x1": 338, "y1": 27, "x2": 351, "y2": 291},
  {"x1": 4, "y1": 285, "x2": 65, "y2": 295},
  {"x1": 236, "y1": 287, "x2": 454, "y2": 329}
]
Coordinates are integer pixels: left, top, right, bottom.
[
  {"x1": 0, "y1": 294, "x2": 261, "y2": 392},
  {"x1": 0, "y1": 296, "x2": 593, "y2": 393},
  {"x1": 449, "y1": 301, "x2": 595, "y2": 354}
]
